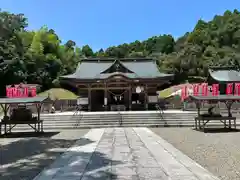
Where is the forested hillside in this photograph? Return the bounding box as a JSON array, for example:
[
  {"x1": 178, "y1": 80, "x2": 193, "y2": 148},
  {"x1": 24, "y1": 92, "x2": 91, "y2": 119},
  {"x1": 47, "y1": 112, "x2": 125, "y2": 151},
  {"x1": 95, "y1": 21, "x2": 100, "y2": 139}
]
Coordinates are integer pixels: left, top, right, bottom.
[{"x1": 0, "y1": 9, "x2": 240, "y2": 96}]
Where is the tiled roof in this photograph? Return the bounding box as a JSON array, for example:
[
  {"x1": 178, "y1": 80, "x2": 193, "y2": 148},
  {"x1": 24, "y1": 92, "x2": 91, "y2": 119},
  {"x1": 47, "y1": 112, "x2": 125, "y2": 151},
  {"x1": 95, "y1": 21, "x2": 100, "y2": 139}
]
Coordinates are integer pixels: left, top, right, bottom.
[
  {"x1": 61, "y1": 58, "x2": 174, "y2": 80},
  {"x1": 209, "y1": 66, "x2": 240, "y2": 82}
]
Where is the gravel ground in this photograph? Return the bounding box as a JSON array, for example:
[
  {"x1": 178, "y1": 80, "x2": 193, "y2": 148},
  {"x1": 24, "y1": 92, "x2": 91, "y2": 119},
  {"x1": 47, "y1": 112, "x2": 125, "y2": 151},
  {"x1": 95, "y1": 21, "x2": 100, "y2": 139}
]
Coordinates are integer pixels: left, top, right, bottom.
[
  {"x1": 0, "y1": 129, "x2": 89, "y2": 180},
  {"x1": 150, "y1": 127, "x2": 240, "y2": 180}
]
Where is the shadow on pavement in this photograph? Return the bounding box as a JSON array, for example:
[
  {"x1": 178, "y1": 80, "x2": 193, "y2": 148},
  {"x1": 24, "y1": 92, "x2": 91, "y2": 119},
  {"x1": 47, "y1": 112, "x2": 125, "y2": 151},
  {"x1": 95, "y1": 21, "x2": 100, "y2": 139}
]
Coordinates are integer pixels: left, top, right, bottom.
[
  {"x1": 0, "y1": 135, "x2": 94, "y2": 180},
  {"x1": 0, "y1": 135, "x2": 125, "y2": 180},
  {"x1": 0, "y1": 131, "x2": 59, "y2": 138},
  {"x1": 194, "y1": 128, "x2": 240, "y2": 133}
]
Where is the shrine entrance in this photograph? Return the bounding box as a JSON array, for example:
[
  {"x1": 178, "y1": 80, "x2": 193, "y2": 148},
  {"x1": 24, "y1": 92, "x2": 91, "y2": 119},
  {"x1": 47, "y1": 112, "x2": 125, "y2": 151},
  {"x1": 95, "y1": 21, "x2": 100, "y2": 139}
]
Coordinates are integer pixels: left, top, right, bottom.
[
  {"x1": 107, "y1": 89, "x2": 128, "y2": 111},
  {"x1": 108, "y1": 89, "x2": 126, "y2": 105}
]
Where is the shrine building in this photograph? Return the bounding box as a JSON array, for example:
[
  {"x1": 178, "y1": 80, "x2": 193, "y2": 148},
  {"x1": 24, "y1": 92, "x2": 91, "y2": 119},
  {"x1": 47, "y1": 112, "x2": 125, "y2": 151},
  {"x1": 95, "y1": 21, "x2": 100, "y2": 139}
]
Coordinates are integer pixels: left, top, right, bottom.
[
  {"x1": 207, "y1": 66, "x2": 240, "y2": 94},
  {"x1": 60, "y1": 58, "x2": 174, "y2": 111}
]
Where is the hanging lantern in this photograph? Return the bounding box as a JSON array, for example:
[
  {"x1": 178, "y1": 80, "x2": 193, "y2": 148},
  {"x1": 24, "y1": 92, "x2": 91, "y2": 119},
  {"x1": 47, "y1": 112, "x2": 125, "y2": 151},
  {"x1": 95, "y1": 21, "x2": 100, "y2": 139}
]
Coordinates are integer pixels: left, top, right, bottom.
[{"x1": 136, "y1": 86, "x2": 141, "y2": 93}]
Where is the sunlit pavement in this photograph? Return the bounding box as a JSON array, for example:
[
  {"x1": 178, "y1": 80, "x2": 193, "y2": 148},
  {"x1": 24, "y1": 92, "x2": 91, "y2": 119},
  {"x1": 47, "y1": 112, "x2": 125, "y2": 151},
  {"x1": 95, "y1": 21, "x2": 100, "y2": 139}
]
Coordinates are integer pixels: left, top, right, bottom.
[{"x1": 33, "y1": 128, "x2": 219, "y2": 180}]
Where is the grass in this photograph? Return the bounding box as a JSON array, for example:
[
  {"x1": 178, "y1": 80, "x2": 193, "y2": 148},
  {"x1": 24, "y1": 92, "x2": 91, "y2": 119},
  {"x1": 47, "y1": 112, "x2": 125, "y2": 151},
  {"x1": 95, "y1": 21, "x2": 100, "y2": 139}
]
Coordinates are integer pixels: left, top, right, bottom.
[
  {"x1": 38, "y1": 88, "x2": 78, "y2": 100},
  {"x1": 158, "y1": 83, "x2": 189, "y2": 98},
  {"x1": 158, "y1": 87, "x2": 174, "y2": 98}
]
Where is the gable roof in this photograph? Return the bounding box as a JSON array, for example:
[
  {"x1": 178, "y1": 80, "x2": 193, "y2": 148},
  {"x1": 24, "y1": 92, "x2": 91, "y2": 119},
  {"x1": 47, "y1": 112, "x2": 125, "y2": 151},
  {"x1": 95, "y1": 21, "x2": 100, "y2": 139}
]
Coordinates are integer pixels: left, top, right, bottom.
[
  {"x1": 209, "y1": 66, "x2": 240, "y2": 82},
  {"x1": 61, "y1": 58, "x2": 174, "y2": 80},
  {"x1": 101, "y1": 60, "x2": 134, "y2": 74}
]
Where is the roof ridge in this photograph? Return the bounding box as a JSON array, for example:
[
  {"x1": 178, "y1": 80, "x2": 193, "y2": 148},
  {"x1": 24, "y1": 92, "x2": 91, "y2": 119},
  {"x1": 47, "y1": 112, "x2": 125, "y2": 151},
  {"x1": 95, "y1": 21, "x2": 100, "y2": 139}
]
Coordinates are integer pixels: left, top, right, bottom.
[{"x1": 81, "y1": 57, "x2": 154, "y2": 62}]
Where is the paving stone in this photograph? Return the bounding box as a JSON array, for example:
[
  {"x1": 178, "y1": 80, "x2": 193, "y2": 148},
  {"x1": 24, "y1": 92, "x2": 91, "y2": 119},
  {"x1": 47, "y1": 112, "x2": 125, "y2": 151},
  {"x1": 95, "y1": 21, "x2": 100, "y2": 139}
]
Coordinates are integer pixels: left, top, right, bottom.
[
  {"x1": 33, "y1": 129, "x2": 105, "y2": 180},
  {"x1": 133, "y1": 128, "x2": 220, "y2": 180},
  {"x1": 133, "y1": 158, "x2": 159, "y2": 167},
  {"x1": 111, "y1": 175, "x2": 139, "y2": 180},
  {"x1": 145, "y1": 129, "x2": 219, "y2": 180},
  {"x1": 111, "y1": 166, "x2": 137, "y2": 176},
  {"x1": 86, "y1": 159, "x2": 111, "y2": 170},
  {"x1": 169, "y1": 175, "x2": 200, "y2": 180},
  {"x1": 137, "y1": 167, "x2": 168, "y2": 180},
  {"x1": 113, "y1": 147, "x2": 130, "y2": 153},
  {"x1": 52, "y1": 176, "x2": 80, "y2": 180},
  {"x1": 33, "y1": 127, "x2": 220, "y2": 180},
  {"x1": 53, "y1": 171, "x2": 83, "y2": 179},
  {"x1": 80, "y1": 129, "x2": 114, "y2": 180},
  {"x1": 112, "y1": 152, "x2": 133, "y2": 160},
  {"x1": 80, "y1": 171, "x2": 112, "y2": 180}
]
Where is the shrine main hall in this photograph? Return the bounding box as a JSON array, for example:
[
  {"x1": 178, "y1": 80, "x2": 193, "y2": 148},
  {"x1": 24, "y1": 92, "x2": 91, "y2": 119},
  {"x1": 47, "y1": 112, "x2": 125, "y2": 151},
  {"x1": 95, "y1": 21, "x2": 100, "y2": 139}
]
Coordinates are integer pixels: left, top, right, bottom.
[{"x1": 60, "y1": 58, "x2": 174, "y2": 111}]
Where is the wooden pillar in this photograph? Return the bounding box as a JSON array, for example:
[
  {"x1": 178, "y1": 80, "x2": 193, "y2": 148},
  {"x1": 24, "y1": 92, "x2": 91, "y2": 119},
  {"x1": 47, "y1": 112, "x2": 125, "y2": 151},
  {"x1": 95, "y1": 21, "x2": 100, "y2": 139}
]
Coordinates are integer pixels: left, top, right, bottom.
[
  {"x1": 225, "y1": 101, "x2": 233, "y2": 117},
  {"x1": 196, "y1": 102, "x2": 200, "y2": 116},
  {"x1": 36, "y1": 103, "x2": 42, "y2": 121},
  {"x1": 60, "y1": 103, "x2": 63, "y2": 112},
  {"x1": 129, "y1": 85, "x2": 132, "y2": 110},
  {"x1": 88, "y1": 84, "x2": 91, "y2": 111},
  {"x1": 145, "y1": 84, "x2": 148, "y2": 110},
  {"x1": 104, "y1": 83, "x2": 107, "y2": 111}
]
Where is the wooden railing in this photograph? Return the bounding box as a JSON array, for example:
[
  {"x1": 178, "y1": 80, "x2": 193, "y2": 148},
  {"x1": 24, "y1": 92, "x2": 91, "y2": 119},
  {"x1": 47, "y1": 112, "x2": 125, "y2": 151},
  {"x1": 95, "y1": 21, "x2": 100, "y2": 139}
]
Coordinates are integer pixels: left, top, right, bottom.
[{"x1": 155, "y1": 104, "x2": 164, "y2": 120}]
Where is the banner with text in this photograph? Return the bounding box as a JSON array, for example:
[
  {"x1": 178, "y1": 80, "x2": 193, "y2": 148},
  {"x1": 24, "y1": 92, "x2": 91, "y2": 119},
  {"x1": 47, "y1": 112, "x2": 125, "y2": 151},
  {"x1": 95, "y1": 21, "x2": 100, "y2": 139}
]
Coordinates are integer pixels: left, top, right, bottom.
[
  {"x1": 181, "y1": 83, "x2": 240, "y2": 101},
  {"x1": 6, "y1": 84, "x2": 37, "y2": 98}
]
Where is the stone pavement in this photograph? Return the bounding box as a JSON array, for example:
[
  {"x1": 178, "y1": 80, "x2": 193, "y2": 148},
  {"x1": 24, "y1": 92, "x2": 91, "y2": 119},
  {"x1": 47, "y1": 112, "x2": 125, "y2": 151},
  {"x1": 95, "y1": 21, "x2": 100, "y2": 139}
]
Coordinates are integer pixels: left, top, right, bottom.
[{"x1": 33, "y1": 128, "x2": 220, "y2": 180}]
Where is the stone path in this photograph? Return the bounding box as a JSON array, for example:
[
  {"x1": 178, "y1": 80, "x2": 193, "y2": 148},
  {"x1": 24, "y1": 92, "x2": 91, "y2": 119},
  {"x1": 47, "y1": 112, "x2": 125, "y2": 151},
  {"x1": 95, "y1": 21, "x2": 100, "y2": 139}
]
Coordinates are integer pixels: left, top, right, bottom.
[{"x1": 33, "y1": 128, "x2": 220, "y2": 180}]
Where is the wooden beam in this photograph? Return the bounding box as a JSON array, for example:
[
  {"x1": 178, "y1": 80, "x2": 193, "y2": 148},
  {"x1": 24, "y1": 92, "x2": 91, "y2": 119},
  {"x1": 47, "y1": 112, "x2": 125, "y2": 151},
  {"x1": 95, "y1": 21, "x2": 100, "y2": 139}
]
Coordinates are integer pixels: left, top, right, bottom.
[
  {"x1": 145, "y1": 84, "x2": 148, "y2": 110},
  {"x1": 129, "y1": 85, "x2": 132, "y2": 110},
  {"x1": 91, "y1": 84, "x2": 104, "y2": 88},
  {"x1": 76, "y1": 84, "x2": 89, "y2": 88},
  {"x1": 104, "y1": 82, "x2": 107, "y2": 111},
  {"x1": 107, "y1": 82, "x2": 129, "y2": 85},
  {"x1": 88, "y1": 84, "x2": 91, "y2": 111},
  {"x1": 35, "y1": 103, "x2": 42, "y2": 121}
]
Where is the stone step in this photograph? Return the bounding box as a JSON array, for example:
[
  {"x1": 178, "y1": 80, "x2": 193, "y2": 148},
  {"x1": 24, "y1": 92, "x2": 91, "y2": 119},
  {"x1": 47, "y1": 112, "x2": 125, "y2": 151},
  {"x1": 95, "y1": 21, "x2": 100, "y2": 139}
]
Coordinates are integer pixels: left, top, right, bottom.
[
  {"x1": 29, "y1": 121, "x2": 195, "y2": 126},
  {"x1": 40, "y1": 117, "x2": 240, "y2": 122},
  {"x1": 40, "y1": 119, "x2": 194, "y2": 123},
  {"x1": 6, "y1": 121, "x2": 240, "y2": 131},
  {"x1": 41, "y1": 115, "x2": 196, "y2": 121},
  {"x1": 41, "y1": 116, "x2": 197, "y2": 121},
  {"x1": 6, "y1": 124, "x2": 240, "y2": 132},
  {"x1": 3, "y1": 112, "x2": 240, "y2": 131}
]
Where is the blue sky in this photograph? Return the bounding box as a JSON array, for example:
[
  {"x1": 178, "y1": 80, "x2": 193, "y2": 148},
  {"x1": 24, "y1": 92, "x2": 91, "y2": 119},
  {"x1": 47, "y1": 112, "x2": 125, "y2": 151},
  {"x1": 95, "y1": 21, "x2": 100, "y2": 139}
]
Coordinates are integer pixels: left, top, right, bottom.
[{"x1": 1, "y1": 0, "x2": 240, "y2": 51}]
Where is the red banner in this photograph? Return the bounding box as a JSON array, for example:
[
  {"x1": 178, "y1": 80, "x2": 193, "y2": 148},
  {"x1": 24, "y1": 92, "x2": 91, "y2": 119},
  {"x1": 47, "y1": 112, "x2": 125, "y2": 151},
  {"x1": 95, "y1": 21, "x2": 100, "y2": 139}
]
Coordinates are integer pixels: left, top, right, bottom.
[
  {"x1": 201, "y1": 83, "x2": 208, "y2": 96},
  {"x1": 6, "y1": 85, "x2": 37, "y2": 98},
  {"x1": 181, "y1": 86, "x2": 187, "y2": 101},
  {"x1": 193, "y1": 84, "x2": 199, "y2": 96},
  {"x1": 226, "y1": 83, "x2": 233, "y2": 95},
  {"x1": 235, "y1": 83, "x2": 240, "y2": 96},
  {"x1": 178, "y1": 83, "x2": 240, "y2": 101},
  {"x1": 212, "y1": 84, "x2": 219, "y2": 96}
]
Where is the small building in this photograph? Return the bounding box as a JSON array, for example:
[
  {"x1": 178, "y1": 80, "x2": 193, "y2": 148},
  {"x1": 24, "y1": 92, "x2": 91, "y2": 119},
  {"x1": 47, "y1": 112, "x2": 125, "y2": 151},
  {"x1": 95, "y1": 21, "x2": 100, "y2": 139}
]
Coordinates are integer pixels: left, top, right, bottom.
[
  {"x1": 207, "y1": 66, "x2": 240, "y2": 94},
  {"x1": 60, "y1": 58, "x2": 174, "y2": 111}
]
